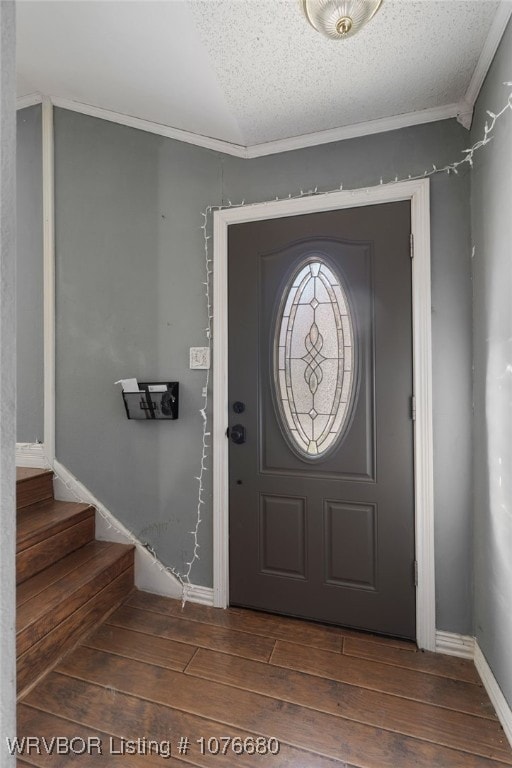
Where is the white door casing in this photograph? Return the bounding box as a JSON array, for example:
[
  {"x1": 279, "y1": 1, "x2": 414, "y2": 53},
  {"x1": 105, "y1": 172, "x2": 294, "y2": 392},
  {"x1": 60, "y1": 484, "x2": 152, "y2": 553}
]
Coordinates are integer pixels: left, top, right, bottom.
[{"x1": 213, "y1": 179, "x2": 435, "y2": 651}]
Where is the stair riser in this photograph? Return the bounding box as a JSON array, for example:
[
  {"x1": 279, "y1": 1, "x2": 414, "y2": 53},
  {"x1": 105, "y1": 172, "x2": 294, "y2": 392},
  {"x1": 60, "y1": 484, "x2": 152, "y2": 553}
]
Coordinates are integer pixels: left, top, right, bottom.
[
  {"x1": 16, "y1": 466, "x2": 136, "y2": 701},
  {"x1": 17, "y1": 517, "x2": 95, "y2": 585},
  {"x1": 18, "y1": 548, "x2": 135, "y2": 656},
  {"x1": 17, "y1": 473, "x2": 54, "y2": 511},
  {"x1": 17, "y1": 567, "x2": 134, "y2": 697},
  {"x1": 17, "y1": 504, "x2": 95, "y2": 553},
  {"x1": 17, "y1": 542, "x2": 109, "y2": 608}
]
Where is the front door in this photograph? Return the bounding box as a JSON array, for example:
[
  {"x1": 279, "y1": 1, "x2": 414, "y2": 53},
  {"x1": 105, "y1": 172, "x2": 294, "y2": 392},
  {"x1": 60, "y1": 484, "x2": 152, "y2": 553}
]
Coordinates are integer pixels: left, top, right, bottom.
[{"x1": 228, "y1": 202, "x2": 415, "y2": 639}]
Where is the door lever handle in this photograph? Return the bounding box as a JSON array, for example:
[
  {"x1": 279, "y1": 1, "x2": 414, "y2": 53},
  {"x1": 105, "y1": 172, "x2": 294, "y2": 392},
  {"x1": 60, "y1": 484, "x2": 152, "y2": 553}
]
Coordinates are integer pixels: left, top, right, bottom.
[{"x1": 229, "y1": 424, "x2": 246, "y2": 444}]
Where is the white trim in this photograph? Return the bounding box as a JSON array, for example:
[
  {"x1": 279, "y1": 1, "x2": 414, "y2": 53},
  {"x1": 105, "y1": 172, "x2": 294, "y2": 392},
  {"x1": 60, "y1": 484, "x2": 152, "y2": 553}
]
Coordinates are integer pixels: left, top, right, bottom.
[
  {"x1": 410, "y1": 179, "x2": 436, "y2": 651},
  {"x1": 52, "y1": 459, "x2": 184, "y2": 599},
  {"x1": 50, "y1": 97, "x2": 247, "y2": 159},
  {"x1": 475, "y1": 641, "x2": 512, "y2": 749},
  {"x1": 183, "y1": 584, "x2": 215, "y2": 607},
  {"x1": 42, "y1": 98, "x2": 55, "y2": 466},
  {"x1": 213, "y1": 178, "x2": 436, "y2": 651},
  {"x1": 15, "y1": 442, "x2": 48, "y2": 468},
  {"x1": 464, "y1": 1, "x2": 512, "y2": 110},
  {"x1": 456, "y1": 99, "x2": 474, "y2": 131},
  {"x1": 435, "y1": 630, "x2": 475, "y2": 659},
  {"x1": 245, "y1": 103, "x2": 461, "y2": 158},
  {"x1": 16, "y1": 93, "x2": 42, "y2": 110},
  {"x1": 212, "y1": 205, "x2": 230, "y2": 610},
  {"x1": 49, "y1": 95, "x2": 461, "y2": 160}
]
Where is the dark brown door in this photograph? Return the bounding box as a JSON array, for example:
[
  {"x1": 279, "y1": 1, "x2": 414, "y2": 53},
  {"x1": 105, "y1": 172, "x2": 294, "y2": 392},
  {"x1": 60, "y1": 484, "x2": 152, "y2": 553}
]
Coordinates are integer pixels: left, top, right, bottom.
[{"x1": 228, "y1": 202, "x2": 415, "y2": 639}]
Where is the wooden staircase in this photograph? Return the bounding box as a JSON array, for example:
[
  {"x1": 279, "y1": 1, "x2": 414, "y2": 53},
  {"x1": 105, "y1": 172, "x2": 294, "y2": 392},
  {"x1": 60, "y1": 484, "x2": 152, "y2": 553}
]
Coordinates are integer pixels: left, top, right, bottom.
[{"x1": 16, "y1": 467, "x2": 135, "y2": 698}]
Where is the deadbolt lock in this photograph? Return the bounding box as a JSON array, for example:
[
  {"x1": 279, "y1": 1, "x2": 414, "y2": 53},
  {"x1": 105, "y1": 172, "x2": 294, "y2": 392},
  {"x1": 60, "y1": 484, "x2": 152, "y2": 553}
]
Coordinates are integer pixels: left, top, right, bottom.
[{"x1": 229, "y1": 424, "x2": 246, "y2": 444}]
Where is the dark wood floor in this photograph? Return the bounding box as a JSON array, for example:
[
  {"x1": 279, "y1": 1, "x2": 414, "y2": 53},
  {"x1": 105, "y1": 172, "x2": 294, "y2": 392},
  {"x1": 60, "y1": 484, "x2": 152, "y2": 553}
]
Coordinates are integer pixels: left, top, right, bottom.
[{"x1": 17, "y1": 590, "x2": 512, "y2": 767}]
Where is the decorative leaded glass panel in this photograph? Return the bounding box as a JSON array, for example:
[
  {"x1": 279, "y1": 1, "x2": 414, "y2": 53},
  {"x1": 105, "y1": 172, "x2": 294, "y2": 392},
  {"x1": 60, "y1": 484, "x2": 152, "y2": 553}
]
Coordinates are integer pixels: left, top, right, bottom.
[{"x1": 274, "y1": 257, "x2": 355, "y2": 459}]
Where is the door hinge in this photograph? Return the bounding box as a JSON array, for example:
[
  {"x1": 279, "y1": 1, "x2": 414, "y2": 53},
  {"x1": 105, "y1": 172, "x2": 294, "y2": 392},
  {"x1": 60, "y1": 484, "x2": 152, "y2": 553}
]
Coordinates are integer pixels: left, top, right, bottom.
[
  {"x1": 413, "y1": 560, "x2": 419, "y2": 587},
  {"x1": 410, "y1": 233, "x2": 414, "y2": 259},
  {"x1": 410, "y1": 395, "x2": 416, "y2": 421}
]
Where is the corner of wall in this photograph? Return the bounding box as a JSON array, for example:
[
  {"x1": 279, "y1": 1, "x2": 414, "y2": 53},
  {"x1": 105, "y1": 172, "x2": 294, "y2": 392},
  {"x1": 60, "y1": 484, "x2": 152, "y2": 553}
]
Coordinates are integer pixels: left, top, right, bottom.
[
  {"x1": 52, "y1": 458, "x2": 184, "y2": 600},
  {"x1": 434, "y1": 631, "x2": 512, "y2": 749},
  {"x1": 475, "y1": 642, "x2": 512, "y2": 749}
]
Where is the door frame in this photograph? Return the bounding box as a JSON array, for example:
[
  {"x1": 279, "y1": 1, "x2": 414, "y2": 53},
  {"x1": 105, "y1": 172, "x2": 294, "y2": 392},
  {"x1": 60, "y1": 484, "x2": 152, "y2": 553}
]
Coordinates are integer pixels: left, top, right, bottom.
[{"x1": 212, "y1": 178, "x2": 435, "y2": 651}]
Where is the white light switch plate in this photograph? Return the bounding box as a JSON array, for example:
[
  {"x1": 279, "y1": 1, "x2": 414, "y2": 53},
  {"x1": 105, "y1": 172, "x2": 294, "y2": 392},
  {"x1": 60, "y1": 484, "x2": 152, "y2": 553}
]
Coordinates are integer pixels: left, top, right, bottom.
[{"x1": 190, "y1": 347, "x2": 210, "y2": 370}]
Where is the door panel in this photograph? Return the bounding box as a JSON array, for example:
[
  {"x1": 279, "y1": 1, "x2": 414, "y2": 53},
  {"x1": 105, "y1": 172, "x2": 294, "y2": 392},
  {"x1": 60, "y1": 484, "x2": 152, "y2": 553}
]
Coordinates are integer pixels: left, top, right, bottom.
[
  {"x1": 324, "y1": 501, "x2": 377, "y2": 590},
  {"x1": 261, "y1": 239, "x2": 375, "y2": 480},
  {"x1": 228, "y1": 202, "x2": 415, "y2": 639},
  {"x1": 259, "y1": 494, "x2": 307, "y2": 579}
]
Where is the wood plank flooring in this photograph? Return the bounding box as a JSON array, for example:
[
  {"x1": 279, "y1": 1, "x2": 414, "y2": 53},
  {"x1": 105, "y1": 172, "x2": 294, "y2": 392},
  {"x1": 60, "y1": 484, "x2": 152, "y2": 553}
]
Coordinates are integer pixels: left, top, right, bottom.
[{"x1": 17, "y1": 590, "x2": 512, "y2": 767}]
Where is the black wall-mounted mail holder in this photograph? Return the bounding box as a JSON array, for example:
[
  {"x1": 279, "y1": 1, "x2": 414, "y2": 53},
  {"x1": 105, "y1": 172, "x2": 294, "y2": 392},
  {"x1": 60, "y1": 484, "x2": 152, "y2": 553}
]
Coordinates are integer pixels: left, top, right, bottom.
[{"x1": 122, "y1": 382, "x2": 179, "y2": 420}]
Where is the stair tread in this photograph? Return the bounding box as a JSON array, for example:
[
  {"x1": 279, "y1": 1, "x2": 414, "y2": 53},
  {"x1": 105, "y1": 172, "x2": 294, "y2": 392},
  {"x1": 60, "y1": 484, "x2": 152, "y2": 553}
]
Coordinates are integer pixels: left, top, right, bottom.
[
  {"x1": 17, "y1": 543, "x2": 134, "y2": 648},
  {"x1": 17, "y1": 570, "x2": 135, "y2": 697},
  {"x1": 17, "y1": 499, "x2": 94, "y2": 552},
  {"x1": 15, "y1": 467, "x2": 136, "y2": 698},
  {"x1": 17, "y1": 540, "x2": 117, "y2": 607},
  {"x1": 16, "y1": 467, "x2": 52, "y2": 483}
]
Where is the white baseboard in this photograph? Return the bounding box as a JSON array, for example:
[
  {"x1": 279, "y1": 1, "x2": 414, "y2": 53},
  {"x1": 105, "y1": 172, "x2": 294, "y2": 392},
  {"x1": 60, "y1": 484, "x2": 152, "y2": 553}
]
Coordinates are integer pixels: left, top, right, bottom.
[
  {"x1": 435, "y1": 631, "x2": 512, "y2": 750},
  {"x1": 52, "y1": 459, "x2": 184, "y2": 601},
  {"x1": 475, "y1": 642, "x2": 512, "y2": 750},
  {"x1": 435, "y1": 630, "x2": 475, "y2": 659},
  {"x1": 16, "y1": 453, "x2": 215, "y2": 607},
  {"x1": 12, "y1": 453, "x2": 512, "y2": 734},
  {"x1": 183, "y1": 583, "x2": 215, "y2": 606},
  {"x1": 16, "y1": 442, "x2": 49, "y2": 468}
]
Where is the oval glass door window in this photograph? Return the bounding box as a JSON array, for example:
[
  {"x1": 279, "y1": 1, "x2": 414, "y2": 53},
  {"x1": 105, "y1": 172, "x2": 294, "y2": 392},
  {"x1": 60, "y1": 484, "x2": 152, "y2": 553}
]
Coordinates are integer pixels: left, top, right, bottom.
[{"x1": 274, "y1": 257, "x2": 356, "y2": 459}]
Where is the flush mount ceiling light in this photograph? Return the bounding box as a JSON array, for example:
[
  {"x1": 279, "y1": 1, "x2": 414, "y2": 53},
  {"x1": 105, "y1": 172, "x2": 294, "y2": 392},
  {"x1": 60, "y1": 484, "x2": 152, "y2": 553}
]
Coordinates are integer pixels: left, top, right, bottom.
[{"x1": 302, "y1": 0, "x2": 383, "y2": 39}]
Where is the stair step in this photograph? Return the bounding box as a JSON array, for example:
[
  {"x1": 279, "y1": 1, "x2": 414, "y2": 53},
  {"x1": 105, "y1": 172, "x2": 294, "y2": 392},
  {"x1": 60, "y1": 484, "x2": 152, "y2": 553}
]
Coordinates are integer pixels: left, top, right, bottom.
[
  {"x1": 17, "y1": 542, "x2": 134, "y2": 658},
  {"x1": 15, "y1": 465, "x2": 136, "y2": 699},
  {"x1": 17, "y1": 540, "x2": 110, "y2": 607},
  {"x1": 17, "y1": 499, "x2": 95, "y2": 584},
  {"x1": 17, "y1": 498, "x2": 94, "y2": 552},
  {"x1": 16, "y1": 467, "x2": 54, "y2": 510},
  {"x1": 17, "y1": 556, "x2": 134, "y2": 697}
]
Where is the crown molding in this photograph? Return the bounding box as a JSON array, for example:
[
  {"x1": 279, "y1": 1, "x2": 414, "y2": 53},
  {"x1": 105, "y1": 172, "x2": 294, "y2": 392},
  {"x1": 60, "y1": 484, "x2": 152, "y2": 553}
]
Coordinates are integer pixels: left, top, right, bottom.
[
  {"x1": 15, "y1": 3, "x2": 511, "y2": 156},
  {"x1": 20, "y1": 91, "x2": 484, "y2": 159},
  {"x1": 464, "y1": 0, "x2": 512, "y2": 111},
  {"x1": 46, "y1": 95, "x2": 463, "y2": 159},
  {"x1": 244, "y1": 103, "x2": 462, "y2": 157},
  {"x1": 456, "y1": 99, "x2": 474, "y2": 131},
  {"x1": 16, "y1": 93, "x2": 42, "y2": 110},
  {"x1": 50, "y1": 96, "x2": 248, "y2": 158}
]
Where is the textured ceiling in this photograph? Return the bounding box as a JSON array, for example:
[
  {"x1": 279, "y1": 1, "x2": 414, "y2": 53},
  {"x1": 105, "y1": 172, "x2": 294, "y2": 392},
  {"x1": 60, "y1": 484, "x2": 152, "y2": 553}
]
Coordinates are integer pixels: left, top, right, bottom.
[
  {"x1": 190, "y1": 0, "x2": 500, "y2": 144},
  {"x1": 16, "y1": 0, "x2": 503, "y2": 148}
]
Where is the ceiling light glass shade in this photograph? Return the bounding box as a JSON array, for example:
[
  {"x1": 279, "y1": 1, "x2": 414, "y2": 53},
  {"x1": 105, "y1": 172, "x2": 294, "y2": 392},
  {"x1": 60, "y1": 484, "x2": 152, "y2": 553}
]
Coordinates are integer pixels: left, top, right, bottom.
[{"x1": 302, "y1": 0, "x2": 383, "y2": 39}]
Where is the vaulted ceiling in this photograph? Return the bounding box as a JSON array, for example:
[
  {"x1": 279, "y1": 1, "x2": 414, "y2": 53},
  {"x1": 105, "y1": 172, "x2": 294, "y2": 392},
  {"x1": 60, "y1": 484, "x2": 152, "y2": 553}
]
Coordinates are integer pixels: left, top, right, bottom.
[{"x1": 16, "y1": 1, "x2": 512, "y2": 155}]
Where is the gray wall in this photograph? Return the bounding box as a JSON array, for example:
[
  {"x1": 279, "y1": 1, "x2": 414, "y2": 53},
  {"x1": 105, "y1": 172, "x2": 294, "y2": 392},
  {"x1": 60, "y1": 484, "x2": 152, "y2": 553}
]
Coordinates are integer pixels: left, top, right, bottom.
[
  {"x1": 53, "y1": 108, "x2": 474, "y2": 633},
  {"x1": 54, "y1": 110, "x2": 221, "y2": 587},
  {"x1": 16, "y1": 104, "x2": 44, "y2": 443},
  {"x1": 471, "y1": 20, "x2": 512, "y2": 704}
]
